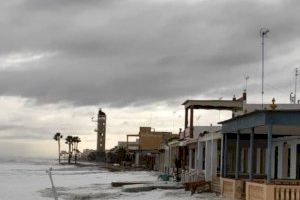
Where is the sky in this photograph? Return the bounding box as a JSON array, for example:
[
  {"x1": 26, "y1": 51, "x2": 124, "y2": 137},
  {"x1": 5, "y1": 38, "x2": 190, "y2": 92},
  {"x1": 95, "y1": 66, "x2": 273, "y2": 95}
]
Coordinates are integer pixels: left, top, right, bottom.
[{"x1": 1, "y1": 0, "x2": 300, "y2": 157}]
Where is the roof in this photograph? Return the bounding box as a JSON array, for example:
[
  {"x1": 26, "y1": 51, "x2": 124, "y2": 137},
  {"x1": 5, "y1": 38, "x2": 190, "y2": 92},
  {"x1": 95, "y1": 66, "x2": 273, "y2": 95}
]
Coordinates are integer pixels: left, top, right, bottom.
[
  {"x1": 219, "y1": 109, "x2": 300, "y2": 124},
  {"x1": 219, "y1": 109, "x2": 300, "y2": 134},
  {"x1": 182, "y1": 99, "x2": 243, "y2": 110}
]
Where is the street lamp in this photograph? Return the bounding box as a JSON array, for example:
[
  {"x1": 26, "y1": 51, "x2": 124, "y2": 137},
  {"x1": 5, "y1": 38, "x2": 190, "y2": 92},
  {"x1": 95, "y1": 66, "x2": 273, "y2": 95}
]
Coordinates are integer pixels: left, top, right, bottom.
[{"x1": 260, "y1": 28, "x2": 270, "y2": 109}]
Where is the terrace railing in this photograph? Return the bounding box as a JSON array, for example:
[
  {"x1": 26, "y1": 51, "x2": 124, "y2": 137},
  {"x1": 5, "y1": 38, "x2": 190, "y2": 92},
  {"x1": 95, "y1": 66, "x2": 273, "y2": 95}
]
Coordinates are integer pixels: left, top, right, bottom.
[{"x1": 246, "y1": 181, "x2": 300, "y2": 200}]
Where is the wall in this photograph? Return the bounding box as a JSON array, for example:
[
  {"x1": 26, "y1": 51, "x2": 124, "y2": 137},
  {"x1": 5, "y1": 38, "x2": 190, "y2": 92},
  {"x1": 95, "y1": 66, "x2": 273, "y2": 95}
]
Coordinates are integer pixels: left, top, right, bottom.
[{"x1": 139, "y1": 127, "x2": 171, "y2": 150}]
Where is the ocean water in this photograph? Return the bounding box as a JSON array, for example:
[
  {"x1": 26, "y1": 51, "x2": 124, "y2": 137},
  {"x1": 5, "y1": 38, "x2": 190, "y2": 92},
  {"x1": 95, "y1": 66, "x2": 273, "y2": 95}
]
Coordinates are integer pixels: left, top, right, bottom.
[{"x1": 0, "y1": 157, "x2": 223, "y2": 200}]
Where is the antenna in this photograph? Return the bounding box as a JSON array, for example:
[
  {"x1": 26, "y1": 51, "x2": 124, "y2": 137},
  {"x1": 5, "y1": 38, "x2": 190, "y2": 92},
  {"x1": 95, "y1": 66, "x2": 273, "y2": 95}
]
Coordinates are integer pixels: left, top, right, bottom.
[
  {"x1": 295, "y1": 68, "x2": 299, "y2": 104},
  {"x1": 260, "y1": 28, "x2": 270, "y2": 109},
  {"x1": 245, "y1": 75, "x2": 250, "y2": 92},
  {"x1": 172, "y1": 111, "x2": 176, "y2": 134}
]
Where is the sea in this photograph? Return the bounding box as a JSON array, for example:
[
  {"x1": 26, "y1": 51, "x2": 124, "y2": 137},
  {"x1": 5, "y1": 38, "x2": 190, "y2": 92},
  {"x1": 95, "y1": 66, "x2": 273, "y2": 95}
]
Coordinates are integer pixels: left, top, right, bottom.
[{"x1": 0, "y1": 157, "x2": 223, "y2": 200}]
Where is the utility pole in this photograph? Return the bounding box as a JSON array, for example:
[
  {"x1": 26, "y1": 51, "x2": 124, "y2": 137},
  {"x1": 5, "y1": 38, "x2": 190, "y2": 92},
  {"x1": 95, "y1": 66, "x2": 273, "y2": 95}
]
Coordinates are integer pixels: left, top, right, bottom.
[{"x1": 260, "y1": 28, "x2": 270, "y2": 109}]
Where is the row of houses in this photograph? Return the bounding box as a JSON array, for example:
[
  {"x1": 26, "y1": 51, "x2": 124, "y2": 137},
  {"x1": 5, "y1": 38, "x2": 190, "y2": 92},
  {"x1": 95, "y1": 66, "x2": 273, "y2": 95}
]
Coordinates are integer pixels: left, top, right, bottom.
[{"x1": 113, "y1": 91, "x2": 300, "y2": 200}]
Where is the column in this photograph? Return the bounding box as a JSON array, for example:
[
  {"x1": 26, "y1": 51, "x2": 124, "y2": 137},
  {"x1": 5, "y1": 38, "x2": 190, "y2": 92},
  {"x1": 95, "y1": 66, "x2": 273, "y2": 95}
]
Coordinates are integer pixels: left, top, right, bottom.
[
  {"x1": 211, "y1": 139, "x2": 218, "y2": 178},
  {"x1": 235, "y1": 131, "x2": 240, "y2": 179},
  {"x1": 205, "y1": 140, "x2": 212, "y2": 181},
  {"x1": 220, "y1": 136, "x2": 223, "y2": 176},
  {"x1": 185, "y1": 108, "x2": 188, "y2": 129},
  {"x1": 189, "y1": 148, "x2": 192, "y2": 170},
  {"x1": 249, "y1": 128, "x2": 254, "y2": 180},
  {"x1": 211, "y1": 138, "x2": 214, "y2": 179},
  {"x1": 267, "y1": 124, "x2": 273, "y2": 183},
  {"x1": 256, "y1": 148, "x2": 261, "y2": 174},
  {"x1": 271, "y1": 145, "x2": 276, "y2": 178},
  {"x1": 135, "y1": 152, "x2": 140, "y2": 166},
  {"x1": 277, "y1": 143, "x2": 283, "y2": 179},
  {"x1": 223, "y1": 133, "x2": 228, "y2": 177},
  {"x1": 197, "y1": 141, "x2": 202, "y2": 175},
  {"x1": 190, "y1": 106, "x2": 194, "y2": 138},
  {"x1": 195, "y1": 145, "x2": 198, "y2": 171},
  {"x1": 291, "y1": 143, "x2": 297, "y2": 179}
]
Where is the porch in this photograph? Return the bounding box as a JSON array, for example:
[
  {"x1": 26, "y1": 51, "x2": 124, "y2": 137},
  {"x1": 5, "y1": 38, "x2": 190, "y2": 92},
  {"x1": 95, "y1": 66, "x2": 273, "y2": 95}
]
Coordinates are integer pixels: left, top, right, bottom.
[{"x1": 219, "y1": 110, "x2": 300, "y2": 200}]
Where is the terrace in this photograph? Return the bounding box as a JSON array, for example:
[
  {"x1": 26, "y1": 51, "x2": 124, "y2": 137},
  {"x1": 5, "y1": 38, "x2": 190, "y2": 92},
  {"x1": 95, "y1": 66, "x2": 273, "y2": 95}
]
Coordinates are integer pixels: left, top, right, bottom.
[{"x1": 219, "y1": 109, "x2": 300, "y2": 200}]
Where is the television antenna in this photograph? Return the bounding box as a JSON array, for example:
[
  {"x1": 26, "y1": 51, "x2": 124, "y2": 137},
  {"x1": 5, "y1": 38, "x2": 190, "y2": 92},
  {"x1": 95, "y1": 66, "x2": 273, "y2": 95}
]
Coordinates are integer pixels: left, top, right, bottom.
[{"x1": 260, "y1": 28, "x2": 270, "y2": 109}]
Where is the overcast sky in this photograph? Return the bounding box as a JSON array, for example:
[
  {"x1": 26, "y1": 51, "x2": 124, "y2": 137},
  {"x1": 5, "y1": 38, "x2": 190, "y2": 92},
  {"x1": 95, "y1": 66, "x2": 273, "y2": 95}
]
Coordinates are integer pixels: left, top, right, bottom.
[{"x1": 1, "y1": 0, "x2": 300, "y2": 157}]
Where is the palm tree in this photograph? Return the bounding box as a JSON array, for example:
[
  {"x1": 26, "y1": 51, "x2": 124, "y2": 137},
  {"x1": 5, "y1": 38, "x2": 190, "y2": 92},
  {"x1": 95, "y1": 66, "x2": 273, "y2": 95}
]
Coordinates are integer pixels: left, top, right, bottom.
[
  {"x1": 73, "y1": 136, "x2": 81, "y2": 164},
  {"x1": 65, "y1": 136, "x2": 74, "y2": 164},
  {"x1": 53, "y1": 132, "x2": 63, "y2": 164}
]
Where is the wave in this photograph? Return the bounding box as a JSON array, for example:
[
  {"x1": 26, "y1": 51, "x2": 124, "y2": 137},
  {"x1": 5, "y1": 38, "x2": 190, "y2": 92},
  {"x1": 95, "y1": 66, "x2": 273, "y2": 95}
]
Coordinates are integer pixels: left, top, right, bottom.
[
  {"x1": 0, "y1": 156, "x2": 57, "y2": 165},
  {"x1": 39, "y1": 186, "x2": 123, "y2": 200}
]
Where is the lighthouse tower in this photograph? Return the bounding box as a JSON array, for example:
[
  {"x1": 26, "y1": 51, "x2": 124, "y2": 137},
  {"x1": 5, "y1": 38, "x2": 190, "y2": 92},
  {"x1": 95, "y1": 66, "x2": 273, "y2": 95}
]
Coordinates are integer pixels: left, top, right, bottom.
[{"x1": 96, "y1": 108, "x2": 106, "y2": 152}]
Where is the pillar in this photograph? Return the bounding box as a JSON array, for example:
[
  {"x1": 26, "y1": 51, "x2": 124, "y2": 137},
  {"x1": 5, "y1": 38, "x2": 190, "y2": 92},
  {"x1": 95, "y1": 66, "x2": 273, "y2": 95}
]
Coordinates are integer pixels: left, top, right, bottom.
[
  {"x1": 185, "y1": 108, "x2": 188, "y2": 129},
  {"x1": 197, "y1": 141, "x2": 201, "y2": 175},
  {"x1": 190, "y1": 106, "x2": 194, "y2": 138},
  {"x1": 205, "y1": 140, "x2": 212, "y2": 181},
  {"x1": 189, "y1": 148, "x2": 192, "y2": 170},
  {"x1": 235, "y1": 131, "x2": 240, "y2": 179},
  {"x1": 223, "y1": 133, "x2": 228, "y2": 177},
  {"x1": 199, "y1": 142, "x2": 204, "y2": 171},
  {"x1": 220, "y1": 136, "x2": 223, "y2": 176},
  {"x1": 291, "y1": 143, "x2": 297, "y2": 179},
  {"x1": 195, "y1": 145, "x2": 198, "y2": 170},
  {"x1": 211, "y1": 139, "x2": 218, "y2": 178},
  {"x1": 135, "y1": 152, "x2": 140, "y2": 166},
  {"x1": 277, "y1": 143, "x2": 283, "y2": 179},
  {"x1": 182, "y1": 147, "x2": 186, "y2": 169},
  {"x1": 256, "y1": 148, "x2": 261, "y2": 174},
  {"x1": 267, "y1": 124, "x2": 273, "y2": 183},
  {"x1": 249, "y1": 128, "x2": 254, "y2": 180}
]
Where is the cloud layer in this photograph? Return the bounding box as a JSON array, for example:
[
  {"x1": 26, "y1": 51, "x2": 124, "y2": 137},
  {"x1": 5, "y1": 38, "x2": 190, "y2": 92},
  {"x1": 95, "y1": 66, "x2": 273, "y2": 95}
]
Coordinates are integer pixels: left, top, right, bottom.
[
  {"x1": 1, "y1": 0, "x2": 300, "y2": 156},
  {"x1": 1, "y1": 0, "x2": 300, "y2": 107}
]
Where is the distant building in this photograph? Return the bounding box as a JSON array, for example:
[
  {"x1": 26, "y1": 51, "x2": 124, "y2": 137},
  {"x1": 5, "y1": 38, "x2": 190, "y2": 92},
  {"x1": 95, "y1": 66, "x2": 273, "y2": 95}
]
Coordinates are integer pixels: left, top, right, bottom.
[
  {"x1": 125, "y1": 127, "x2": 176, "y2": 170},
  {"x1": 118, "y1": 140, "x2": 139, "y2": 151},
  {"x1": 96, "y1": 109, "x2": 106, "y2": 152}
]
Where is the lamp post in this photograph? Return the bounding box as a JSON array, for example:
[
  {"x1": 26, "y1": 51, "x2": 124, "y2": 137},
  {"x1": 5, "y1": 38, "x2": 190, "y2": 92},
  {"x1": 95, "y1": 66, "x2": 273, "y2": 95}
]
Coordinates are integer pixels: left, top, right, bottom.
[{"x1": 260, "y1": 28, "x2": 270, "y2": 109}]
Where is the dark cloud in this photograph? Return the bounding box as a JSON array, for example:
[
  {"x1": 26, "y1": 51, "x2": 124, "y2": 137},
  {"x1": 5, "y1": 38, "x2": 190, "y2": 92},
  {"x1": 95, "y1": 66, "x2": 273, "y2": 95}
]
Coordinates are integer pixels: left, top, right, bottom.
[{"x1": 0, "y1": 0, "x2": 300, "y2": 107}]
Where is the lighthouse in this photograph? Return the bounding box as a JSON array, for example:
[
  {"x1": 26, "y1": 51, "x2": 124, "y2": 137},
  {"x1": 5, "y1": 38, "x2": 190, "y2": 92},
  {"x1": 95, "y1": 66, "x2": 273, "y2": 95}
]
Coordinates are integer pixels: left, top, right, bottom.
[{"x1": 96, "y1": 108, "x2": 106, "y2": 152}]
